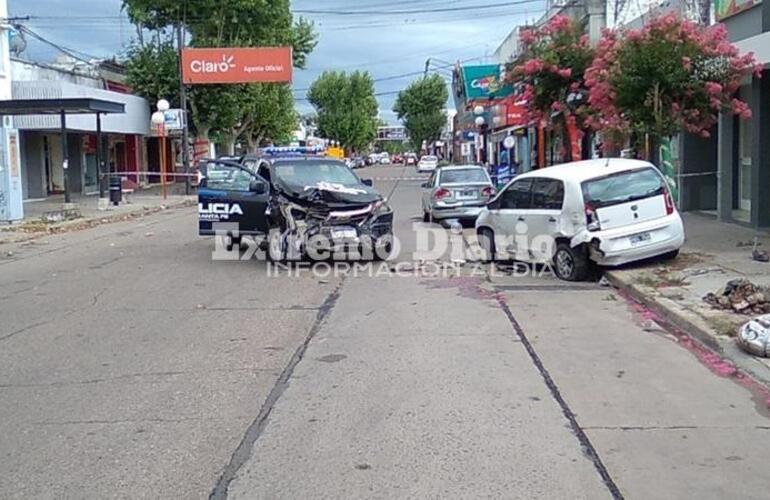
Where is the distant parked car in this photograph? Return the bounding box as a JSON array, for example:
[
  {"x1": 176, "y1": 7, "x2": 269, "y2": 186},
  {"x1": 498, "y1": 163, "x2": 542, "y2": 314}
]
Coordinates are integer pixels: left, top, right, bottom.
[
  {"x1": 421, "y1": 165, "x2": 496, "y2": 223},
  {"x1": 417, "y1": 155, "x2": 438, "y2": 173},
  {"x1": 475, "y1": 159, "x2": 685, "y2": 281},
  {"x1": 405, "y1": 155, "x2": 417, "y2": 166}
]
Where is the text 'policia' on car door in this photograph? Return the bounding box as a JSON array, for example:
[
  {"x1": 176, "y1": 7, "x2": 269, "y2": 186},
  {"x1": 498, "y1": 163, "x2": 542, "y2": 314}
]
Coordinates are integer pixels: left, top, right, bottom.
[{"x1": 198, "y1": 160, "x2": 270, "y2": 236}]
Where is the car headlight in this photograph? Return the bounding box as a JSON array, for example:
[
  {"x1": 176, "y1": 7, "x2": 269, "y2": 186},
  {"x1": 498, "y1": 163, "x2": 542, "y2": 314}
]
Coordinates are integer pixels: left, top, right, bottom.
[{"x1": 372, "y1": 200, "x2": 392, "y2": 216}]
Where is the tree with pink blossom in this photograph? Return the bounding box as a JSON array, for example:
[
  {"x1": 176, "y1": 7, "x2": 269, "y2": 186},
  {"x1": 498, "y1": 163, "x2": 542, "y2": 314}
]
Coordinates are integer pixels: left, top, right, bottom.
[
  {"x1": 584, "y1": 14, "x2": 761, "y2": 157},
  {"x1": 509, "y1": 15, "x2": 595, "y2": 161}
]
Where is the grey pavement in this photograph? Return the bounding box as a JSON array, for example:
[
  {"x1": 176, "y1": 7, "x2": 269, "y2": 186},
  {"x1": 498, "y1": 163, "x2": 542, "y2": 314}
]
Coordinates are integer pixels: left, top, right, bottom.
[
  {"x1": 605, "y1": 212, "x2": 770, "y2": 382},
  {"x1": 2, "y1": 165, "x2": 770, "y2": 499}
]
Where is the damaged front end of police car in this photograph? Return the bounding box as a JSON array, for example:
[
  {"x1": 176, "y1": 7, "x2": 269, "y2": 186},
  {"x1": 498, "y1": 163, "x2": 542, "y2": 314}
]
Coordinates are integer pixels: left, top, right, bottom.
[{"x1": 266, "y1": 160, "x2": 394, "y2": 261}]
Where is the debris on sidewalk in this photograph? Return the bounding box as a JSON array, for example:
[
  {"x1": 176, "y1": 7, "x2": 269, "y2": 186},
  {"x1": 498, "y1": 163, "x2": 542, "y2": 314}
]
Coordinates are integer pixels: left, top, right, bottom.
[
  {"x1": 752, "y1": 238, "x2": 769, "y2": 262},
  {"x1": 737, "y1": 315, "x2": 770, "y2": 357},
  {"x1": 703, "y1": 278, "x2": 770, "y2": 314}
]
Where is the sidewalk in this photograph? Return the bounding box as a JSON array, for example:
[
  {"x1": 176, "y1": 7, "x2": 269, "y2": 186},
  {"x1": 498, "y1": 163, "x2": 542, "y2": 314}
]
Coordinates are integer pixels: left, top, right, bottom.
[
  {"x1": 0, "y1": 185, "x2": 195, "y2": 245},
  {"x1": 605, "y1": 212, "x2": 770, "y2": 385}
]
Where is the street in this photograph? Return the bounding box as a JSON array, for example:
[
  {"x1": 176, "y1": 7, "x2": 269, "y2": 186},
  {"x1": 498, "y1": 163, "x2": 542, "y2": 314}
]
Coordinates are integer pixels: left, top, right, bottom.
[{"x1": 2, "y1": 165, "x2": 770, "y2": 499}]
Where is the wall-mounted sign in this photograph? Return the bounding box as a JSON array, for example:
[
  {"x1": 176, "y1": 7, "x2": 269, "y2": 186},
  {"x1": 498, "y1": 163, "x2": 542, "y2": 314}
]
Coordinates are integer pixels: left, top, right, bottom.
[
  {"x1": 715, "y1": 0, "x2": 762, "y2": 21},
  {"x1": 162, "y1": 109, "x2": 185, "y2": 130},
  {"x1": 182, "y1": 47, "x2": 293, "y2": 84}
]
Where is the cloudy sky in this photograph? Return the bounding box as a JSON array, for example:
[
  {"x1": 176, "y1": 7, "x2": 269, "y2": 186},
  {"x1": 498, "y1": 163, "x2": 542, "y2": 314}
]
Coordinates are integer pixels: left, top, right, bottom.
[{"x1": 9, "y1": 0, "x2": 548, "y2": 123}]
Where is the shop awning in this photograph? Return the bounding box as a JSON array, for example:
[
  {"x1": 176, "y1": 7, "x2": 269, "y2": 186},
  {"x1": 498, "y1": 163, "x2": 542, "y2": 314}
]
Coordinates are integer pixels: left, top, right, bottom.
[{"x1": 0, "y1": 98, "x2": 125, "y2": 115}]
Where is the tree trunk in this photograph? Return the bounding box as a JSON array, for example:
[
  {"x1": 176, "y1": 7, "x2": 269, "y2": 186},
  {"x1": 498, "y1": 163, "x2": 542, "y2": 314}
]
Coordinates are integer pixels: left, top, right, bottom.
[{"x1": 222, "y1": 136, "x2": 236, "y2": 155}]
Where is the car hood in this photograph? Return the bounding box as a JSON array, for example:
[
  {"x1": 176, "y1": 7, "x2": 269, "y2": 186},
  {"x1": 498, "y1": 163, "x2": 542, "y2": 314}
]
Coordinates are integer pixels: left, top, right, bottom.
[{"x1": 276, "y1": 180, "x2": 382, "y2": 207}]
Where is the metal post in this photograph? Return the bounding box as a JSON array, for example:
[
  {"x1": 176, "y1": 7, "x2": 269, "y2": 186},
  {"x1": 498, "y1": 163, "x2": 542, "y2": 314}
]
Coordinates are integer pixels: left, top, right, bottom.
[
  {"x1": 160, "y1": 132, "x2": 167, "y2": 200},
  {"x1": 61, "y1": 110, "x2": 70, "y2": 204},
  {"x1": 177, "y1": 22, "x2": 191, "y2": 195},
  {"x1": 96, "y1": 112, "x2": 106, "y2": 198}
]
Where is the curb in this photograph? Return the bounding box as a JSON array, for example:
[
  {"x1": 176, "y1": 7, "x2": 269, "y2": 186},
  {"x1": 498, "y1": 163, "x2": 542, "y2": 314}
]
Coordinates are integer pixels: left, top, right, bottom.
[
  {"x1": 605, "y1": 269, "x2": 770, "y2": 388},
  {"x1": 0, "y1": 198, "x2": 195, "y2": 246}
]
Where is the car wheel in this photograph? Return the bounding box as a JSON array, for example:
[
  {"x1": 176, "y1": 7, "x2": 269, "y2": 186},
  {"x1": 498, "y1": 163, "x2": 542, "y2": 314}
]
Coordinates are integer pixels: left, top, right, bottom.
[
  {"x1": 267, "y1": 228, "x2": 285, "y2": 262},
  {"x1": 552, "y1": 243, "x2": 589, "y2": 281},
  {"x1": 477, "y1": 227, "x2": 496, "y2": 262}
]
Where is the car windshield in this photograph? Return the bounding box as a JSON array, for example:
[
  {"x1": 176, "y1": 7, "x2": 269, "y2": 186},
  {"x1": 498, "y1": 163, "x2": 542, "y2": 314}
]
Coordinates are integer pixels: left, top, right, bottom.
[
  {"x1": 422, "y1": 156, "x2": 437, "y2": 161},
  {"x1": 439, "y1": 168, "x2": 488, "y2": 184},
  {"x1": 582, "y1": 167, "x2": 666, "y2": 208},
  {"x1": 273, "y1": 161, "x2": 361, "y2": 187}
]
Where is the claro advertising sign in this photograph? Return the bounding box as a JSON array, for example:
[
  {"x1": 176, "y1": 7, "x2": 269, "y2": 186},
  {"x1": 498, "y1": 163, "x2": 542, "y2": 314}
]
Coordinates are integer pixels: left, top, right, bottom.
[{"x1": 181, "y1": 47, "x2": 293, "y2": 84}]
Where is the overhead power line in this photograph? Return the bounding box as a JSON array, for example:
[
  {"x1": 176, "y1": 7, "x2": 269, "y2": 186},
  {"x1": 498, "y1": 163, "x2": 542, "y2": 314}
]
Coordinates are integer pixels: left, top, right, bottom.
[{"x1": 294, "y1": 0, "x2": 544, "y2": 15}]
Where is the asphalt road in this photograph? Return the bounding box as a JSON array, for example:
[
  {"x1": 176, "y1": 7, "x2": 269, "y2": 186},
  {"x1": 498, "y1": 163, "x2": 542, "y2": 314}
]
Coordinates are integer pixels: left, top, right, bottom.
[{"x1": 1, "y1": 164, "x2": 769, "y2": 499}]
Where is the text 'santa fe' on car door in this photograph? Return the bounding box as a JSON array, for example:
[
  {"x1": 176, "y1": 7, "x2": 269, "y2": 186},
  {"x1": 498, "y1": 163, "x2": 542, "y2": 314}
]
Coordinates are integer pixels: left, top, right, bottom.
[
  {"x1": 493, "y1": 178, "x2": 533, "y2": 260},
  {"x1": 198, "y1": 160, "x2": 269, "y2": 236},
  {"x1": 527, "y1": 178, "x2": 565, "y2": 262}
]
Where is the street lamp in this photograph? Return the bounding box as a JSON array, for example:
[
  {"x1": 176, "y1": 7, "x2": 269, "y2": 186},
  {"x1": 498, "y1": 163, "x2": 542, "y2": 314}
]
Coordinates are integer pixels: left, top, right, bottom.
[
  {"x1": 152, "y1": 99, "x2": 169, "y2": 199},
  {"x1": 474, "y1": 116, "x2": 485, "y2": 127},
  {"x1": 473, "y1": 105, "x2": 485, "y2": 116}
]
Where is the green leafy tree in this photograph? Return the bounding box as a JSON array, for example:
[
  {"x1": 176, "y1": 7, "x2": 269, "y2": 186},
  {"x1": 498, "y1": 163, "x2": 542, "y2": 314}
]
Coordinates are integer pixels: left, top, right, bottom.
[
  {"x1": 122, "y1": 0, "x2": 317, "y2": 149},
  {"x1": 393, "y1": 74, "x2": 448, "y2": 152},
  {"x1": 308, "y1": 71, "x2": 379, "y2": 152},
  {"x1": 124, "y1": 41, "x2": 180, "y2": 109}
]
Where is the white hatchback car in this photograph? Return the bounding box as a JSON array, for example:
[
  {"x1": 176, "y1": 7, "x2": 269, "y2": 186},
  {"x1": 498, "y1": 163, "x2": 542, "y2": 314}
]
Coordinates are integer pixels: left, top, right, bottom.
[
  {"x1": 475, "y1": 159, "x2": 685, "y2": 281},
  {"x1": 417, "y1": 155, "x2": 439, "y2": 172}
]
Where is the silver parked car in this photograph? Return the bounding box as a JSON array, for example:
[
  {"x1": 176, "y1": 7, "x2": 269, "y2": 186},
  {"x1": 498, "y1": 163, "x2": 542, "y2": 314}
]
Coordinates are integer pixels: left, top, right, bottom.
[{"x1": 421, "y1": 165, "x2": 496, "y2": 222}]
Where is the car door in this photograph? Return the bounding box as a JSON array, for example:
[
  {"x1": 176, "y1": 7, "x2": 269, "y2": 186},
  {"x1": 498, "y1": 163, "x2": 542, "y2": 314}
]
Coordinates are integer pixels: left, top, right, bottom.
[
  {"x1": 198, "y1": 160, "x2": 270, "y2": 236},
  {"x1": 489, "y1": 178, "x2": 533, "y2": 260},
  {"x1": 527, "y1": 178, "x2": 565, "y2": 262}
]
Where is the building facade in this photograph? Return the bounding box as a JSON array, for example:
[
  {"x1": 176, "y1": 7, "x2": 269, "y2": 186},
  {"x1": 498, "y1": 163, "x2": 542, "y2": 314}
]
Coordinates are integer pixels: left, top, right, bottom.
[
  {"x1": 11, "y1": 58, "x2": 151, "y2": 200},
  {"x1": 714, "y1": 1, "x2": 770, "y2": 227}
]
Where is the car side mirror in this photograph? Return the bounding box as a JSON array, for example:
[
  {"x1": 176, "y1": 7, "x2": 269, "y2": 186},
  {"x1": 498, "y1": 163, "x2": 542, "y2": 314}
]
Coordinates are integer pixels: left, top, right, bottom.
[
  {"x1": 487, "y1": 198, "x2": 501, "y2": 210},
  {"x1": 420, "y1": 182, "x2": 429, "y2": 189},
  {"x1": 361, "y1": 179, "x2": 373, "y2": 187},
  {"x1": 249, "y1": 179, "x2": 267, "y2": 194}
]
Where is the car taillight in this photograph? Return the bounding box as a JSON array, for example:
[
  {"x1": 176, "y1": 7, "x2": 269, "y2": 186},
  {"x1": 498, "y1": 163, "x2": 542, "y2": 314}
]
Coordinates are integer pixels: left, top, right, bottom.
[
  {"x1": 664, "y1": 189, "x2": 675, "y2": 215},
  {"x1": 585, "y1": 202, "x2": 601, "y2": 232},
  {"x1": 433, "y1": 188, "x2": 451, "y2": 200},
  {"x1": 481, "y1": 186, "x2": 496, "y2": 197}
]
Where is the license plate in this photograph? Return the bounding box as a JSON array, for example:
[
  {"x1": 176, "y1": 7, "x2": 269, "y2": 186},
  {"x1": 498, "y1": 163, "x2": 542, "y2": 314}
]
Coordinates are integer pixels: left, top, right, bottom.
[
  {"x1": 456, "y1": 190, "x2": 477, "y2": 200},
  {"x1": 629, "y1": 232, "x2": 652, "y2": 245},
  {"x1": 331, "y1": 227, "x2": 358, "y2": 240}
]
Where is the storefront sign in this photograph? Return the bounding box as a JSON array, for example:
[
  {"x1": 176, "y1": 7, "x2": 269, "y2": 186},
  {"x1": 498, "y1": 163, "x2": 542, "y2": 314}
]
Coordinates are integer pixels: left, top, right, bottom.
[
  {"x1": 715, "y1": 0, "x2": 762, "y2": 20},
  {"x1": 182, "y1": 47, "x2": 293, "y2": 84},
  {"x1": 460, "y1": 65, "x2": 513, "y2": 102},
  {"x1": 505, "y1": 102, "x2": 527, "y2": 127},
  {"x1": 8, "y1": 132, "x2": 19, "y2": 179},
  {"x1": 162, "y1": 109, "x2": 185, "y2": 130}
]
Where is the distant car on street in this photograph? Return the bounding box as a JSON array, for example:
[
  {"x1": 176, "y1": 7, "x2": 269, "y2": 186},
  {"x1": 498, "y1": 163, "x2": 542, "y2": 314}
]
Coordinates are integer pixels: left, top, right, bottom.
[
  {"x1": 475, "y1": 159, "x2": 685, "y2": 281},
  {"x1": 379, "y1": 152, "x2": 391, "y2": 165},
  {"x1": 417, "y1": 155, "x2": 438, "y2": 173},
  {"x1": 421, "y1": 165, "x2": 496, "y2": 223},
  {"x1": 405, "y1": 154, "x2": 417, "y2": 166}
]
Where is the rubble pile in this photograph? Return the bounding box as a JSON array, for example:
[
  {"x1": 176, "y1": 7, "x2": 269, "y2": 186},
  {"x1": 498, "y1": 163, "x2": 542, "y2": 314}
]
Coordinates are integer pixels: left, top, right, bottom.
[{"x1": 703, "y1": 278, "x2": 770, "y2": 314}]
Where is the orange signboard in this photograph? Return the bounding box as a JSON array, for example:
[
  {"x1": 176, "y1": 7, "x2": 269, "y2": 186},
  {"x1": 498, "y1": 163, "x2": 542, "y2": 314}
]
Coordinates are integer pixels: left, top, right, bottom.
[{"x1": 181, "y1": 47, "x2": 293, "y2": 84}]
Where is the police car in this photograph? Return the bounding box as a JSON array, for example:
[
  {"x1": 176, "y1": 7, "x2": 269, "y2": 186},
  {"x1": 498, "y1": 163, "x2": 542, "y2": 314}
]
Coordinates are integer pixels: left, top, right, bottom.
[{"x1": 198, "y1": 147, "x2": 394, "y2": 259}]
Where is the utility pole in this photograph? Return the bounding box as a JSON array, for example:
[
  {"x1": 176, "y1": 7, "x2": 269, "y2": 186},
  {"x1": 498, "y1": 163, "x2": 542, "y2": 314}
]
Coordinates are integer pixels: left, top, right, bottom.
[
  {"x1": 424, "y1": 58, "x2": 430, "y2": 76},
  {"x1": 177, "y1": 22, "x2": 191, "y2": 195}
]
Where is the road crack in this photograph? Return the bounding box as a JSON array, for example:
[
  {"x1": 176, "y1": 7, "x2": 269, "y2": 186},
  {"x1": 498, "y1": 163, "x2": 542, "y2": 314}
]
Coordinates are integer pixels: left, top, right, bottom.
[
  {"x1": 496, "y1": 295, "x2": 625, "y2": 500},
  {"x1": 209, "y1": 277, "x2": 346, "y2": 500}
]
